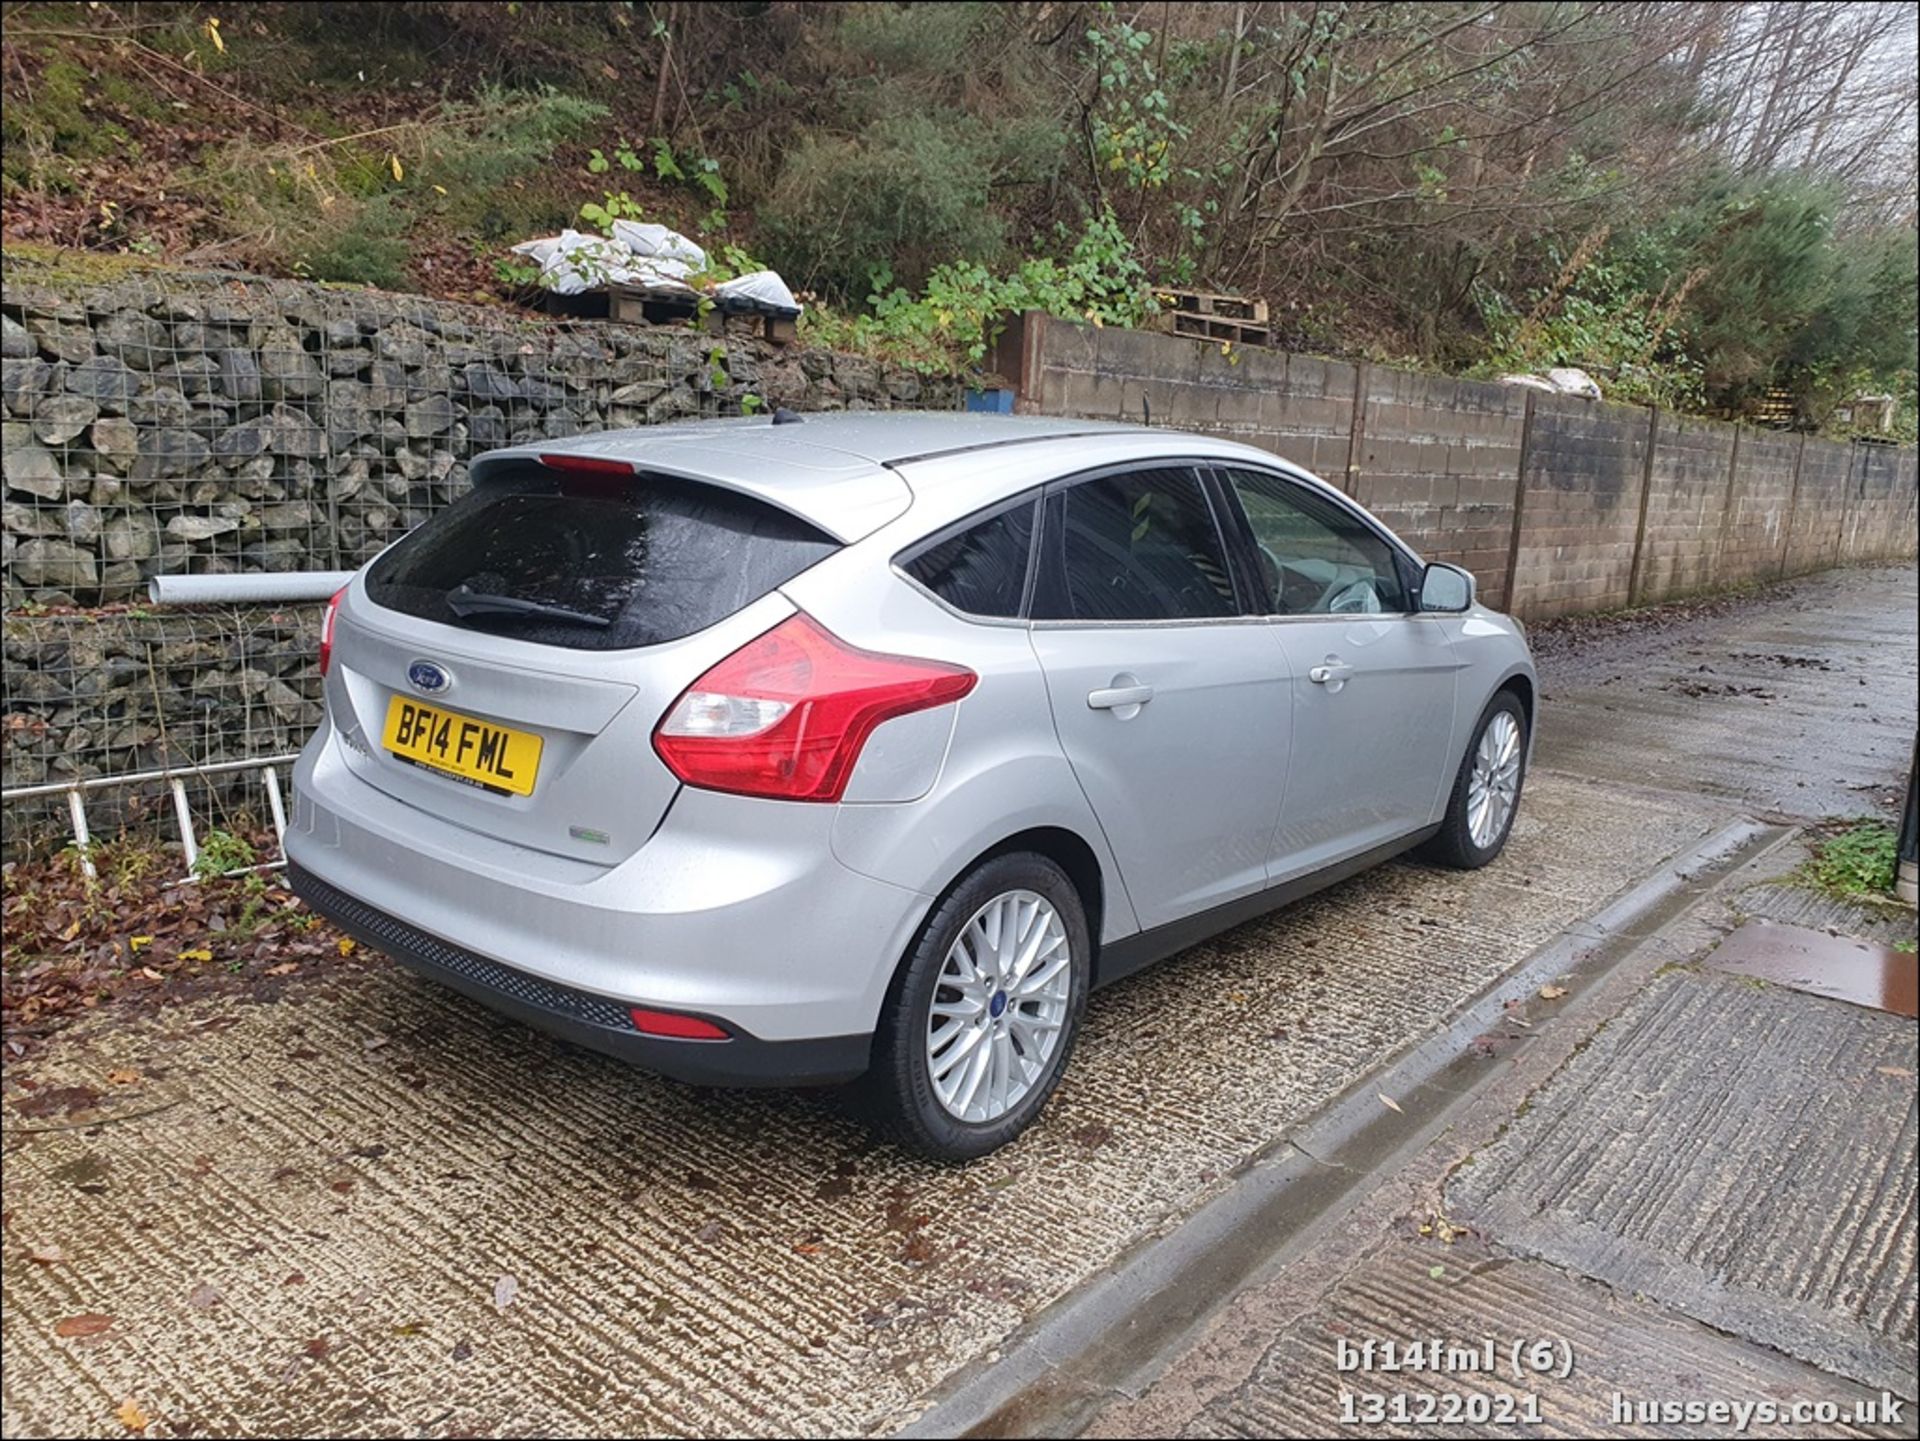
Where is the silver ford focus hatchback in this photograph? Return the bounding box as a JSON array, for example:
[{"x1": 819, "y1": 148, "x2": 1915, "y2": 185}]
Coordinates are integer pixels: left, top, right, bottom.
[{"x1": 290, "y1": 412, "x2": 1535, "y2": 1159}]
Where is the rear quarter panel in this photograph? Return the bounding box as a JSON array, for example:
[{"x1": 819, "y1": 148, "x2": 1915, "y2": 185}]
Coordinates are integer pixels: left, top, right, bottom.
[{"x1": 781, "y1": 536, "x2": 1144, "y2": 944}]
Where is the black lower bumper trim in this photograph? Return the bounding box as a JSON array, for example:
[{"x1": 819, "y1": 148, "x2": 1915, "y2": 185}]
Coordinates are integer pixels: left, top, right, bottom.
[{"x1": 288, "y1": 862, "x2": 872, "y2": 1087}]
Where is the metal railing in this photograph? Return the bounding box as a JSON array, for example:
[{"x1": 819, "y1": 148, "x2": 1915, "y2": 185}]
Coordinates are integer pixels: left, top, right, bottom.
[{"x1": 3, "y1": 754, "x2": 295, "y2": 882}]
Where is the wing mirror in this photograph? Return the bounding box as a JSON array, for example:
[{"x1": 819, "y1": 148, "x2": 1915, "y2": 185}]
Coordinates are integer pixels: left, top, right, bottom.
[{"x1": 1418, "y1": 562, "x2": 1476, "y2": 613}]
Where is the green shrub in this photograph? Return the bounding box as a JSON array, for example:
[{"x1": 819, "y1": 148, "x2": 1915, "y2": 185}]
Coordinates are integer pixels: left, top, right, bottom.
[
  {"x1": 1801, "y1": 821, "x2": 1899, "y2": 900},
  {"x1": 759, "y1": 113, "x2": 1012, "y2": 299},
  {"x1": 801, "y1": 207, "x2": 1151, "y2": 372}
]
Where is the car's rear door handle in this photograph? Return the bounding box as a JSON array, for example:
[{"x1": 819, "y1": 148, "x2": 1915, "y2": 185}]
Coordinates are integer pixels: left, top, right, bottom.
[
  {"x1": 1308, "y1": 660, "x2": 1353, "y2": 686},
  {"x1": 1088, "y1": 683, "x2": 1155, "y2": 710}
]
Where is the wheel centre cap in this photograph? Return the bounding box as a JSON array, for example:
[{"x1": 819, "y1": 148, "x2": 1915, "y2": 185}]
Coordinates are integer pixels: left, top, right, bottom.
[{"x1": 989, "y1": 990, "x2": 1008, "y2": 1019}]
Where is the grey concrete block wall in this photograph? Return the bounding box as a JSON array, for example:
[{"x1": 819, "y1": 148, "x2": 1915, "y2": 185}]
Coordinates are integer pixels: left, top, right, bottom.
[
  {"x1": 1719, "y1": 429, "x2": 1799, "y2": 586},
  {"x1": 1353, "y1": 368, "x2": 1527, "y2": 609},
  {"x1": 1636, "y1": 414, "x2": 1738, "y2": 604},
  {"x1": 1845, "y1": 445, "x2": 1919, "y2": 565},
  {"x1": 1784, "y1": 439, "x2": 1855, "y2": 576},
  {"x1": 1510, "y1": 396, "x2": 1650, "y2": 619},
  {"x1": 1004, "y1": 313, "x2": 1915, "y2": 620},
  {"x1": 1020, "y1": 317, "x2": 1360, "y2": 480}
]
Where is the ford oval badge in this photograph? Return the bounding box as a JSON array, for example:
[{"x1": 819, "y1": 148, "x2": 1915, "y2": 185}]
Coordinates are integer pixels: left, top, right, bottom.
[{"x1": 407, "y1": 660, "x2": 451, "y2": 695}]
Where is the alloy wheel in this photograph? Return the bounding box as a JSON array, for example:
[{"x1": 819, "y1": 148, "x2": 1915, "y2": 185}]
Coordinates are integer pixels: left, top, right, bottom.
[
  {"x1": 1467, "y1": 709, "x2": 1523, "y2": 849},
  {"x1": 925, "y1": 889, "x2": 1072, "y2": 1123}
]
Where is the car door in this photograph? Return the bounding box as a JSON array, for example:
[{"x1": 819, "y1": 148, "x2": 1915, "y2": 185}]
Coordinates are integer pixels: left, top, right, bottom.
[
  {"x1": 1028, "y1": 463, "x2": 1293, "y2": 931},
  {"x1": 1209, "y1": 464, "x2": 1461, "y2": 881}
]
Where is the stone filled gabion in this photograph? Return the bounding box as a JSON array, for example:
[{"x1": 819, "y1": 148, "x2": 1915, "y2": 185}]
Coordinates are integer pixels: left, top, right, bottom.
[
  {"x1": 2, "y1": 605, "x2": 325, "y2": 857},
  {"x1": 2, "y1": 264, "x2": 956, "y2": 608},
  {"x1": 0, "y1": 263, "x2": 957, "y2": 854}
]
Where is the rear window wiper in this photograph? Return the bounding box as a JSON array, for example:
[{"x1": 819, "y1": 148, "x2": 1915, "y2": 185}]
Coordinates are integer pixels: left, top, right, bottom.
[{"x1": 446, "y1": 583, "x2": 611, "y2": 629}]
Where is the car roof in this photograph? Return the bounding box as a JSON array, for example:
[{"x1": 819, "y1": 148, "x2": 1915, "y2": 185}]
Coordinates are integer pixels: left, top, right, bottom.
[{"x1": 467, "y1": 412, "x2": 1293, "y2": 542}]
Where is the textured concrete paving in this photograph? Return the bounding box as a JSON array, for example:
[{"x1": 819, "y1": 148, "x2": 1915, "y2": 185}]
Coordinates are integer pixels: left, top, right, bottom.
[
  {"x1": 1, "y1": 774, "x2": 1714, "y2": 1438},
  {"x1": 1164, "y1": 1238, "x2": 1911, "y2": 1439},
  {"x1": 1081, "y1": 855, "x2": 1919, "y2": 1441},
  {"x1": 1446, "y1": 967, "x2": 1918, "y2": 1399},
  {"x1": 9, "y1": 565, "x2": 1912, "y2": 1438}
]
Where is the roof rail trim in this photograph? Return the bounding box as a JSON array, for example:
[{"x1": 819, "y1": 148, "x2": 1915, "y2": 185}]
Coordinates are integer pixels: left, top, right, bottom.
[{"x1": 880, "y1": 430, "x2": 1138, "y2": 470}]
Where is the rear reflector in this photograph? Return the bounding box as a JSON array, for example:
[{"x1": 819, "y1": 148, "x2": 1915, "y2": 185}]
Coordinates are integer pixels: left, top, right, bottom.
[
  {"x1": 629, "y1": 1007, "x2": 731, "y2": 1041},
  {"x1": 653, "y1": 612, "x2": 977, "y2": 802}
]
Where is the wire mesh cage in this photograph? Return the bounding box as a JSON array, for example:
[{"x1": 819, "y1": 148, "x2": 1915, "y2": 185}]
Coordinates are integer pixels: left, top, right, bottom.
[
  {"x1": 2, "y1": 605, "x2": 319, "y2": 867},
  {"x1": 1, "y1": 257, "x2": 961, "y2": 863}
]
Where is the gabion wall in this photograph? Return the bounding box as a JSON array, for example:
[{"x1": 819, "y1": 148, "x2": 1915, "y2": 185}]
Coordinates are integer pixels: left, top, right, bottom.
[
  {"x1": 2, "y1": 258, "x2": 954, "y2": 607},
  {"x1": 3, "y1": 605, "x2": 322, "y2": 856},
  {"x1": 1, "y1": 259, "x2": 959, "y2": 855}
]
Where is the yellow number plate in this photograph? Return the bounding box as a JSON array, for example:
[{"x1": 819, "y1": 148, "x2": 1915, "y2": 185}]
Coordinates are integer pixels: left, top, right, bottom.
[{"x1": 382, "y1": 696, "x2": 542, "y2": 797}]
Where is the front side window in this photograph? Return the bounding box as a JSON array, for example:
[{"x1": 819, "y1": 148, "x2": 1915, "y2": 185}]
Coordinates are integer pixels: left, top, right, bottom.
[
  {"x1": 1218, "y1": 467, "x2": 1409, "y2": 615},
  {"x1": 901, "y1": 497, "x2": 1036, "y2": 619},
  {"x1": 1031, "y1": 467, "x2": 1237, "y2": 623}
]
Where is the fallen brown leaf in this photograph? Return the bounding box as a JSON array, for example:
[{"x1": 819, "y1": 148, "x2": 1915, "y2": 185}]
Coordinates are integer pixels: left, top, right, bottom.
[
  {"x1": 1539, "y1": 984, "x2": 1569, "y2": 1000},
  {"x1": 1377, "y1": 1092, "x2": 1404, "y2": 1114},
  {"x1": 115, "y1": 1398, "x2": 149, "y2": 1434},
  {"x1": 55, "y1": 1313, "x2": 113, "y2": 1338},
  {"x1": 106, "y1": 1069, "x2": 140, "y2": 1085},
  {"x1": 29, "y1": 1243, "x2": 67, "y2": 1265}
]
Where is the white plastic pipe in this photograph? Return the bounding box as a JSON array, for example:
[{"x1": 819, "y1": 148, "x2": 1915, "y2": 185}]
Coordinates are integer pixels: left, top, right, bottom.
[{"x1": 147, "y1": 571, "x2": 355, "y2": 605}]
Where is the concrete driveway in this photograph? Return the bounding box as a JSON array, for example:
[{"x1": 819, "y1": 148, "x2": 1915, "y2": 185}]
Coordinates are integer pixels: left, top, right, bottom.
[{"x1": 3, "y1": 565, "x2": 1912, "y2": 1438}]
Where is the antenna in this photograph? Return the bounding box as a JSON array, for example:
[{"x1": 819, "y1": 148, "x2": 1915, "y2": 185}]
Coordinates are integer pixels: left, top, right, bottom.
[{"x1": 1142, "y1": 393, "x2": 1152, "y2": 427}]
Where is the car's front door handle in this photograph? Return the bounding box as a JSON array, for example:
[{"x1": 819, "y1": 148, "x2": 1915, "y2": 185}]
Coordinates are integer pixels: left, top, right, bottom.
[
  {"x1": 1308, "y1": 660, "x2": 1354, "y2": 686},
  {"x1": 1088, "y1": 683, "x2": 1155, "y2": 710}
]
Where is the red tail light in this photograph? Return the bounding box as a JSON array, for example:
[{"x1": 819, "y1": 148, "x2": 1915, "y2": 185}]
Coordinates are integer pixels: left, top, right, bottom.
[
  {"x1": 629, "y1": 1007, "x2": 730, "y2": 1041},
  {"x1": 653, "y1": 613, "x2": 977, "y2": 802},
  {"x1": 319, "y1": 587, "x2": 346, "y2": 677}
]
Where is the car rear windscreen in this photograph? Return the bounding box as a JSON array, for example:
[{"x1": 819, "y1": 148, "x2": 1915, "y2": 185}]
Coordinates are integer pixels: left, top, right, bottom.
[{"x1": 363, "y1": 465, "x2": 839, "y2": 650}]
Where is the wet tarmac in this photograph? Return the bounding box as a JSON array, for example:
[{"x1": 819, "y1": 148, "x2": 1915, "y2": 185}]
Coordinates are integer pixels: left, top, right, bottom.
[{"x1": 1532, "y1": 565, "x2": 1917, "y2": 819}]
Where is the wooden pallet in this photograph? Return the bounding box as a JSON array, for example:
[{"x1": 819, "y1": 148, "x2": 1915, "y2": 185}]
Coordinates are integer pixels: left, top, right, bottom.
[
  {"x1": 1152, "y1": 287, "x2": 1272, "y2": 346},
  {"x1": 1749, "y1": 387, "x2": 1797, "y2": 429},
  {"x1": 1160, "y1": 287, "x2": 1269, "y2": 324},
  {"x1": 541, "y1": 283, "x2": 799, "y2": 343},
  {"x1": 1169, "y1": 310, "x2": 1272, "y2": 346}
]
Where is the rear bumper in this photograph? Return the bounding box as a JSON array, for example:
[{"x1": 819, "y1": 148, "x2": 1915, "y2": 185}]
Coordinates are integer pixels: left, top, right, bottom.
[
  {"x1": 291, "y1": 862, "x2": 872, "y2": 1087},
  {"x1": 287, "y1": 715, "x2": 932, "y2": 1044}
]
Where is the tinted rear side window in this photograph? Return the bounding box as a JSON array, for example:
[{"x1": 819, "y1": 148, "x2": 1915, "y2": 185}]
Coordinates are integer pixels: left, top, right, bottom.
[
  {"x1": 365, "y1": 466, "x2": 838, "y2": 650},
  {"x1": 901, "y1": 497, "x2": 1036, "y2": 619},
  {"x1": 1031, "y1": 467, "x2": 1237, "y2": 622}
]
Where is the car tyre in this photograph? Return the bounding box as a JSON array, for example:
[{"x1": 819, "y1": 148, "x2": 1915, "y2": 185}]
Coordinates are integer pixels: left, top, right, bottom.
[
  {"x1": 868, "y1": 852, "x2": 1090, "y2": 1161},
  {"x1": 1423, "y1": 690, "x2": 1529, "y2": 870}
]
